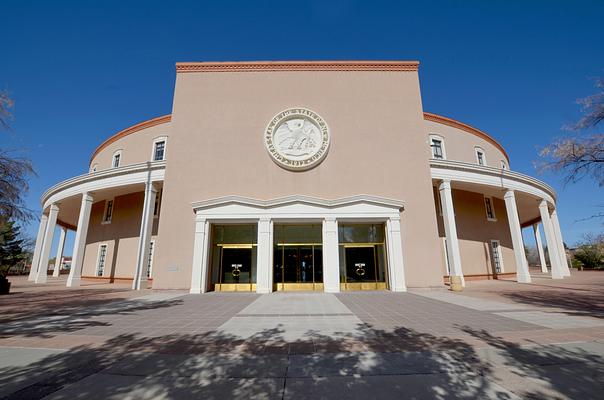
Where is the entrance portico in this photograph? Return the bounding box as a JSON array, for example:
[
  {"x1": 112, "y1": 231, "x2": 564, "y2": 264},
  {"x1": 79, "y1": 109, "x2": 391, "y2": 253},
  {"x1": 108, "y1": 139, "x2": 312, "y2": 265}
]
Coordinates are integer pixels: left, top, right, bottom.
[{"x1": 189, "y1": 195, "x2": 407, "y2": 294}]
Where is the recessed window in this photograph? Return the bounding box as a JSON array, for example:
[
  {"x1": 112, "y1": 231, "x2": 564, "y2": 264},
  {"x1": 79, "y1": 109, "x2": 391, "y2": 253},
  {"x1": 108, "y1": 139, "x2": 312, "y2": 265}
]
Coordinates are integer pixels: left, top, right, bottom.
[
  {"x1": 429, "y1": 135, "x2": 446, "y2": 159},
  {"x1": 96, "y1": 244, "x2": 107, "y2": 276},
  {"x1": 500, "y1": 160, "x2": 507, "y2": 170},
  {"x1": 90, "y1": 164, "x2": 98, "y2": 173},
  {"x1": 102, "y1": 199, "x2": 114, "y2": 224},
  {"x1": 490, "y1": 240, "x2": 504, "y2": 273},
  {"x1": 475, "y1": 147, "x2": 486, "y2": 166},
  {"x1": 147, "y1": 241, "x2": 155, "y2": 278},
  {"x1": 484, "y1": 196, "x2": 497, "y2": 221},
  {"x1": 151, "y1": 137, "x2": 167, "y2": 161},
  {"x1": 153, "y1": 189, "x2": 162, "y2": 217},
  {"x1": 112, "y1": 150, "x2": 122, "y2": 168}
]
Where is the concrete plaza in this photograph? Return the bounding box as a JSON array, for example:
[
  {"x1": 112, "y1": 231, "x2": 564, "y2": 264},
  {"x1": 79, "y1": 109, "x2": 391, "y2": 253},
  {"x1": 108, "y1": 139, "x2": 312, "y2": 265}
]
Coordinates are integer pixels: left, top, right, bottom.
[{"x1": 1, "y1": 271, "x2": 603, "y2": 399}]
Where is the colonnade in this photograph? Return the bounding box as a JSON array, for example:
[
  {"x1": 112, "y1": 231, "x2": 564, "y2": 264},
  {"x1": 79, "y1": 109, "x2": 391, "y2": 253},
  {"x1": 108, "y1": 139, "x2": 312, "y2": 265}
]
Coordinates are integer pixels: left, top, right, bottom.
[
  {"x1": 438, "y1": 179, "x2": 570, "y2": 285},
  {"x1": 28, "y1": 180, "x2": 159, "y2": 290}
]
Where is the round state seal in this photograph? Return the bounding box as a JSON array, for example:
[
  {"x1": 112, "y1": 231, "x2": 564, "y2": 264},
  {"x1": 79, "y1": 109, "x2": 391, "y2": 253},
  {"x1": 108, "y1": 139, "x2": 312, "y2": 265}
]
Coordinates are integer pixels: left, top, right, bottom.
[{"x1": 264, "y1": 108, "x2": 330, "y2": 171}]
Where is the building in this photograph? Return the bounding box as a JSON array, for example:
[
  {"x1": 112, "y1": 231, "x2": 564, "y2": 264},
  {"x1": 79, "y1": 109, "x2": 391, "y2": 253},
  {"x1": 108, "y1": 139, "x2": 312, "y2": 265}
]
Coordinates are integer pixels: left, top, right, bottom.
[{"x1": 28, "y1": 61, "x2": 571, "y2": 293}]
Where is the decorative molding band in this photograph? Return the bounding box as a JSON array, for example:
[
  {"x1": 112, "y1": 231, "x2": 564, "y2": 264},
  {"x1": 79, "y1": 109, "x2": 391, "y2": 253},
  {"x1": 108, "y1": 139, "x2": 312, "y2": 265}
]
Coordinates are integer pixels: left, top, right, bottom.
[
  {"x1": 90, "y1": 115, "x2": 171, "y2": 164},
  {"x1": 176, "y1": 61, "x2": 419, "y2": 73},
  {"x1": 41, "y1": 161, "x2": 167, "y2": 208},
  {"x1": 430, "y1": 159, "x2": 556, "y2": 202},
  {"x1": 423, "y1": 112, "x2": 510, "y2": 163},
  {"x1": 192, "y1": 194, "x2": 405, "y2": 212}
]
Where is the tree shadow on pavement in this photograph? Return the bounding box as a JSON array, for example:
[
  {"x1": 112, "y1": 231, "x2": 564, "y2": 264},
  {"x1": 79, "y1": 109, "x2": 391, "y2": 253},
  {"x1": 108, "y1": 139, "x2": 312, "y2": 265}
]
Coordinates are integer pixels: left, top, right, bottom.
[
  {"x1": 0, "y1": 298, "x2": 183, "y2": 339},
  {"x1": 461, "y1": 326, "x2": 604, "y2": 400},
  {"x1": 500, "y1": 289, "x2": 604, "y2": 319},
  {"x1": 0, "y1": 324, "x2": 521, "y2": 400}
]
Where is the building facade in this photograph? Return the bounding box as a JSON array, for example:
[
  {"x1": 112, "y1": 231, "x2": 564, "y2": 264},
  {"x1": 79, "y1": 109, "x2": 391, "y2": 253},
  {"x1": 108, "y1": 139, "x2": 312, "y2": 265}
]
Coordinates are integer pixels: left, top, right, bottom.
[{"x1": 29, "y1": 61, "x2": 571, "y2": 293}]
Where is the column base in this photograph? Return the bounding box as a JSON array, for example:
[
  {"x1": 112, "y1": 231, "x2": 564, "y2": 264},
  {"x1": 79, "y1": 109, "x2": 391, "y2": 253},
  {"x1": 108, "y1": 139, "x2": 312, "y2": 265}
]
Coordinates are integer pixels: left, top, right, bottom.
[
  {"x1": 390, "y1": 285, "x2": 407, "y2": 292},
  {"x1": 66, "y1": 276, "x2": 81, "y2": 287},
  {"x1": 189, "y1": 288, "x2": 201, "y2": 294},
  {"x1": 551, "y1": 271, "x2": 564, "y2": 280},
  {"x1": 255, "y1": 287, "x2": 272, "y2": 294},
  {"x1": 323, "y1": 285, "x2": 340, "y2": 293},
  {"x1": 35, "y1": 275, "x2": 48, "y2": 284},
  {"x1": 540, "y1": 265, "x2": 548, "y2": 273},
  {"x1": 516, "y1": 273, "x2": 532, "y2": 284}
]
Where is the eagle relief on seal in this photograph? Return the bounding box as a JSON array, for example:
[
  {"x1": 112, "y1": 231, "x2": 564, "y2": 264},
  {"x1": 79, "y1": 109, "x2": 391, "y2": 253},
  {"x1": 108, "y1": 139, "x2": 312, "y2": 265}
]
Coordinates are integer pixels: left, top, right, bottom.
[{"x1": 264, "y1": 108, "x2": 330, "y2": 171}]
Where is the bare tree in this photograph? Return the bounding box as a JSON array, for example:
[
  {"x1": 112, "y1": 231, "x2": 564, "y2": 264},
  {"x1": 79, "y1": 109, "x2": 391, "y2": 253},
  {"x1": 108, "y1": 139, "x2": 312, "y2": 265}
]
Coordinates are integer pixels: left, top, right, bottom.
[
  {"x1": 0, "y1": 90, "x2": 14, "y2": 130},
  {"x1": 539, "y1": 78, "x2": 604, "y2": 186},
  {"x1": 0, "y1": 91, "x2": 36, "y2": 222}
]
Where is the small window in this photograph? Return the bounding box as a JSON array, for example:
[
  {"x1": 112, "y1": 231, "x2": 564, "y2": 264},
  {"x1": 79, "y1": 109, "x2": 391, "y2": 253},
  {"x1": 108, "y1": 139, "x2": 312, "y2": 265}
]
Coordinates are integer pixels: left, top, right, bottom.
[
  {"x1": 90, "y1": 164, "x2": 98, "y2": 173},
  {"x1": 153, "y1": 141, "x2": 166, "y2": 161},
  {"x1": 475, "y1": 147, "x2": 486, "y2": 166},
  {"x1": 484, "y1": 196, "x2": 497, "y2": 221},
  {"x1": 112, "y1": 151, "x2": 122, "y2": 168},
  {"x1": 103, "y1": 199, "x2": 114, "y2": 224},
  {"x1": 147, "y1": 241, "x2": 155, "y2": 278},
  {"x1": 153, "y1": 189, "x2": 162, "y2": 217},
  {"x1": 500, "y1": 160, "x2": 507, "y2": 170},
  {"x1": 96, "y1": 244, "x2": 107, "y2": 276},
  {"x1": 429, "y1": 135, "x2": 446, "y2": 159},
  {"x1": 490, "y1": 240, "x2": 504, "y2": 273}
]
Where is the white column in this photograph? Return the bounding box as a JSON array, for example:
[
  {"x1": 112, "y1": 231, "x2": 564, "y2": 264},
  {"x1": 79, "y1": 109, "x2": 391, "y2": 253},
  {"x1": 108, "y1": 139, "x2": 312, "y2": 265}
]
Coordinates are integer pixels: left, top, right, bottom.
[
  {"x1": 551, "y1": 209, "x2": 571, "y2": 276},
  {"x1": 132, "y1": 182, "x2": 157, "y2": 290},
  {"x1": 190, "y1": 213, "x2": 210, "y2": 294},
  {"x1": 256, "y1": 218, "x2": 273, "y2": 294},
  {"x1": 36, "y1": 204, "x2": 59, "y2": 283},
  {"x1": 52, "y1": 227, "x2": 67, "y2": 277},
  {"x1": 533, "y1": 224, "x2": 548, "y2": 273},
  {"x1": 538, "y1": 200, "x2": 564, "y2": 279},
  {"x1": 438, "y1": 180, "x2": 465, "y2": 286},
  {"x1": 503, "y1": 190, "x2": 531, "y2": 283},
  {"x1": 386, "y1": 216, "x2": 407, "y2": 291},
  {"x1": 67, "y1": 193, "x2": 94, "y2": 287},
  {"x1": 322, "y1": 217, "x2": 340, "y2": 293},
  {"x1": 28, "y1": 214, "x2": 48, "y2": 281}
]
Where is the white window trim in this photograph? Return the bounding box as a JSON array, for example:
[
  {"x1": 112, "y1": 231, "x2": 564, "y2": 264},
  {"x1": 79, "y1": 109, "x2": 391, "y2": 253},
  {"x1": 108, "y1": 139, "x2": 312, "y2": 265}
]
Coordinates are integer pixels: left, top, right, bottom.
[
  {"x1": 474, "y1": 146, "x2": 486, "y2": 166},
  {"x1": 90, "y1": 164, "x2": 98, "y2": 173},
  {"x1": 96, "y1": 243, "x2": 108, "y2": 277},
  {"x1": 500, "y1": 160, "x2": 507, "y2": 170},
  {"x1": 490, "y1": 239, "x2": 504, "y2": 273},
  {"x1": 147, "y1": 240, "x2": 155, "y2": 278},
  {"x1": 102, "y1": 198, "x2": 114, "y2": 224},
  {"x1": 112, "y1": 150, "x2": 123, "y2": 168},
  {"x1": 151, "y1": 136, "x2": 168, "y2": 161},
  {"x1": 429, "y1": 134, "x2": 446, "y2": 160},
  {"x1": 484, "y1": 195, "x2": 497, "y2": 222}
]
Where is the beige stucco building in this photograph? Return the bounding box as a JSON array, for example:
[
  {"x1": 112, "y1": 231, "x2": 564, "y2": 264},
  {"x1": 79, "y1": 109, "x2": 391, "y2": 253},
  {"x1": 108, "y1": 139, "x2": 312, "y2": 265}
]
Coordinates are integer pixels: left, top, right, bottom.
[{"x1": 29, "y1": 61, "x2": 571, "y2": 293}]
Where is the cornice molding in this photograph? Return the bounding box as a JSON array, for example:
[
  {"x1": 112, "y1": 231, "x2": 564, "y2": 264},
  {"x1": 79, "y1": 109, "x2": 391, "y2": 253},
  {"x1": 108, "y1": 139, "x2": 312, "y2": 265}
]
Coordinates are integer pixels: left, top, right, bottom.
[
  {"x1": 176, "y1": 61, "x2": 419, "y2": 73},
  {"x1": 191, "y1": 194, "x2": 405, "y2": 212},
  {"x1": 430, "y1": 159, "x2": 556, "y2": 202},
  {"x1": 90, "y1": 115, "x2": 171, "y2": 165},
  {"x1": 42, "y1": 161, "x2": 167, "y2": 208},
  {"x1": 423, "y1": 112, "x2": 510, "y2": 163}
]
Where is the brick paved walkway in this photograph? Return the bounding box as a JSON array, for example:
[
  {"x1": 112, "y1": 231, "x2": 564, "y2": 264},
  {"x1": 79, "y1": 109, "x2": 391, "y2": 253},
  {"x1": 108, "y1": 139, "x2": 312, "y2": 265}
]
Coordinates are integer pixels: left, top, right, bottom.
[{"x1": 1, "y1": 272, "x2": 603, "y2": 399}]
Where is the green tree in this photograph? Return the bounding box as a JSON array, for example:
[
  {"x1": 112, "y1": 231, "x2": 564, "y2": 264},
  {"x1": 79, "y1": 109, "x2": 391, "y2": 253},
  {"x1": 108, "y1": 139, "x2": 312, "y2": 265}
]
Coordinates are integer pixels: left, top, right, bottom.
[
  {"x1": 0, "y1": 220, "x2": 26, "y2": 277},
  {"x1": 572, "y1": 233, "x2": 604, "y2": 270}
]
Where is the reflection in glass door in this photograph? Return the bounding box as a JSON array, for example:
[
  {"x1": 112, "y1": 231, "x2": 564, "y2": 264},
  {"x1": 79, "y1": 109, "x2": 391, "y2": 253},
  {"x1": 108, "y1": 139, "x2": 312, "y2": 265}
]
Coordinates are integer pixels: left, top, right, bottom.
[
  {"x1": 209, "y1": 224, "x2": 257, "y2": 292},
  {"x1": 273, "y1": 224, "x2": 323, "y2": 291},
  {"x1": 339, "y1": 223, "x2": 388, "y2": 290}
]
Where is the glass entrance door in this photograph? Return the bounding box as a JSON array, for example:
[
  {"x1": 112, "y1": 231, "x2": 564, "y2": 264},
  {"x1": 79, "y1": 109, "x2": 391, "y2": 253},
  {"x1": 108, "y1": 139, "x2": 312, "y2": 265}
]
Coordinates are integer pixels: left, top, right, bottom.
[
  {"x1": 339, "y1": 223, "x2": 388, "y2": 290},
  {"x1": 209, "y1": 224, "x2": 257, "y2": 292},
  {"x1": 274, "y1": 245, "x2": 323, "y2": 291}
]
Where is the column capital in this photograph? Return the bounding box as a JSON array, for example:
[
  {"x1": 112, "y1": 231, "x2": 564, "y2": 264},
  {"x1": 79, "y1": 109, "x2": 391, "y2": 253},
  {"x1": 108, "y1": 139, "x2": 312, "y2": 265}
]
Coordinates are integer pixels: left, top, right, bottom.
[
  {"x1": 48, "y1": 203, "x2": 60, "y2": 212},
  {"x1": 82, "y1": 192, "x2": 94, "y2": 202},
  {"x1": 504, "y1": 189, "x2": 515, "y2": 199},
  {"x1": 438, "y1": 179, "x2": 452, "y2": 191}
]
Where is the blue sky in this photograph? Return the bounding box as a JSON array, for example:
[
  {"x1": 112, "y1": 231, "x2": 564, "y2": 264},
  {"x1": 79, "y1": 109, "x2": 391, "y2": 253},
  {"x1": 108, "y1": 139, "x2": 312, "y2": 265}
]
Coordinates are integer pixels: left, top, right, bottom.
[{"x1": 1, "y1": 0, "x2": 603, "y2": 255}]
